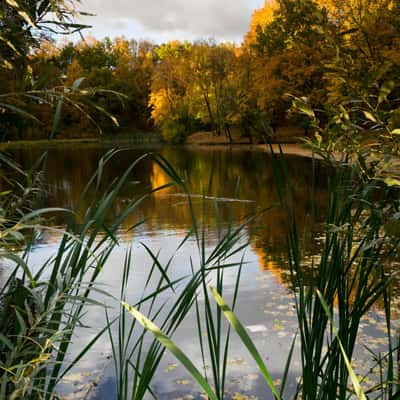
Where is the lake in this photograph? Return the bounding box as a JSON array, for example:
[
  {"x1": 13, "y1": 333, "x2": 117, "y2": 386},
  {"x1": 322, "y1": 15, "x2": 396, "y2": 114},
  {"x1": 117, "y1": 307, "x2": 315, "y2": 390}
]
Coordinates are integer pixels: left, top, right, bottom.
[{"x1": 7, "y1": 144, "x2": 400, "y2": 399}]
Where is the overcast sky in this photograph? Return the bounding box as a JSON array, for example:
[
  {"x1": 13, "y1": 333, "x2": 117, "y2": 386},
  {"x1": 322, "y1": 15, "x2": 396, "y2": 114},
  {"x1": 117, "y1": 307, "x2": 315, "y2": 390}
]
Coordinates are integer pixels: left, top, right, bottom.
[{"x1": 77, "y1": 0, "x2": 265, "y2": 44}]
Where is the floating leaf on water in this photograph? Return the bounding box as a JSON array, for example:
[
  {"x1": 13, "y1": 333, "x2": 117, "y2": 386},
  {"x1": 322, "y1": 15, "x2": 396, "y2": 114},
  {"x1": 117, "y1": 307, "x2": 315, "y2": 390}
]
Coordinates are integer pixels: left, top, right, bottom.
[
  {"x1": 246, "y1": 325, "x2": 267, "y2": 333},
  {"x1": 273, "y1": 379, "x2": 282, "y2": 386},
  {"x1": 378, "y1": 326, "x2": 388, "y2": 334},
  {"x1": 176, "y1": 379, "x2": 192, "y2": 385},
  {"x1": 228, "y1": 358, "x2": 247, "y2": 366},
  {"x1": 63, "y1": 373, "x2": 86, "y2": 383},
  {"x1": 232, "y1": 393, "x2": 258, "y2": 400},
  {"x1": 277, "y1": 305, "x2": 288, "y2": 310},
  {"x1": 273, "y1": 320, "x2": 284, "y2": 331},
  {"x1": 286, "y1": 311, "x2": 295, "y2": 317},
  {"x1": 244, "y1": 373, "x2": 259, "y2": 381},
  {"x1": 165, "y1": 363, "x2": 178, "y2": 372}
]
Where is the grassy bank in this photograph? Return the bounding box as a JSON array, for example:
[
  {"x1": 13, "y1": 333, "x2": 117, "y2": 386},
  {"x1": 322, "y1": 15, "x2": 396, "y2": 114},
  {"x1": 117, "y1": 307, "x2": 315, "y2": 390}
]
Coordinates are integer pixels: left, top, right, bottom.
[
  {"x1": 0, "y1": 126, "x2": 308, "y2": 150},
  {"x1": 0, "y1": 130, "x2": 164, "y2": 150}
]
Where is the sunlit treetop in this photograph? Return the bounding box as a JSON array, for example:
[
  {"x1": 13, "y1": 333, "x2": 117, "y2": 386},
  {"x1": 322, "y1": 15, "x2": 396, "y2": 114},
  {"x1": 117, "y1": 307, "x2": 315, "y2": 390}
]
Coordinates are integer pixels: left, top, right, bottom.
[
  {"x1": 315, "y1": 0, "x2": 397, "y2": 27},
  {"x1": 243, "y1": 0, "x2": 397, "y2": 49},
  {"x1": 155, "y1": 41, "x2": 192, "y2": 59},
  {"x1": 244, "y1": 0, "x2": 278, "y2": 46}
]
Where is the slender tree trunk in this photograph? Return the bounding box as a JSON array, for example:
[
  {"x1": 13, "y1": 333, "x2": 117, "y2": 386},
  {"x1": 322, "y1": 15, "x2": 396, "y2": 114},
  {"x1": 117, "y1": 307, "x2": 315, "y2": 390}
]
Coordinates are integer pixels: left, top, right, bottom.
[
  {"x1": 213, "y1": 86, "x2": 223, "y2": 136},
  {"x1": 224, "y1": 124, "x2": 232, "y2": 144},
  {"x1": 202, "y1": 93, "x2": 218, "y2": 136}
]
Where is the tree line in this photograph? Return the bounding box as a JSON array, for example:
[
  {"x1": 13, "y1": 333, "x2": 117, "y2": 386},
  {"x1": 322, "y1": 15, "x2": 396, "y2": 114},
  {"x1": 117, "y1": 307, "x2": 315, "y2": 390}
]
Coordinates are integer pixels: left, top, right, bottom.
[{"x1": 1, "y1": 0, "x2": 400, "y2": 142}]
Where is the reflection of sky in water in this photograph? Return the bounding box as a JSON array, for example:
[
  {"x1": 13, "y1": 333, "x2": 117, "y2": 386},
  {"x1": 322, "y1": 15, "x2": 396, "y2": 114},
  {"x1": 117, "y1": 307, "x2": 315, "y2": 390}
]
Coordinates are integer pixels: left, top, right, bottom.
[
  {"x1": 33, "y1": 230, "x2": 302, "y2": 400},
  {"x1": 8, "y1": 144, "x2": 400, "y2": 399},
  {"x1": 30, "y1": 225, "x2": 399, "y2": 400}
]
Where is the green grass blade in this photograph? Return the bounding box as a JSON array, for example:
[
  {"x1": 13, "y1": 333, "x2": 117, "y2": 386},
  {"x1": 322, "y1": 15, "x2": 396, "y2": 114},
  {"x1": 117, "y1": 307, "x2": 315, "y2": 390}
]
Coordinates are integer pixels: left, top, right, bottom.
[
  {"x1": 121, "y1": 301, "x2": 218, "y2": 400},
  {"x1": 49, "y1": 94, "x2": 63, "y2": 140},
  {"x1": 209, "y1": 286, "x2": 281, "y2": 400},
  {"x1": 140, "y1": 243, "x2": 174, "y2": 291},
  {"x1": 316, "y1": 290, "x2": 367, "y2": 400},
  {"x1": 2, "y1": 253, "x2": 35, "y2": 285},
  {"x1": 280, "y1": 332, "x2": 297, "y2": 398}
]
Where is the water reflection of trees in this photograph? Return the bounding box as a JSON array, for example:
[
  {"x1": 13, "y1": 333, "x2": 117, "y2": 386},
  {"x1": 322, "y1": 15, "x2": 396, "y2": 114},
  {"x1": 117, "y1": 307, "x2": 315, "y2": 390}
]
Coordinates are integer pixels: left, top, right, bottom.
[
  {"x1": 11, "y1": 144, "x2": 329, "y2": 280},
  {"x1": 10, "y1": 145, "x2": 399, "y2": 314}
]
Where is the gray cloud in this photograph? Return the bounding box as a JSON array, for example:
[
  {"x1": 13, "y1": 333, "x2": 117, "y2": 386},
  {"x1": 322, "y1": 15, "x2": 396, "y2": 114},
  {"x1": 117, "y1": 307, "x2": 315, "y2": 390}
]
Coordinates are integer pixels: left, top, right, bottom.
[{"x1": 79, "y1": 0, "x2": 264, "y2": 43}]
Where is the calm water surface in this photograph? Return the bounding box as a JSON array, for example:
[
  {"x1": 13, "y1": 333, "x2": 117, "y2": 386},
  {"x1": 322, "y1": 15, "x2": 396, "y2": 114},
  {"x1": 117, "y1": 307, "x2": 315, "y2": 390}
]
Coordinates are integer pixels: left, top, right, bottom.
[{"x1": 8, "y1": 144, "x2": 399, "y2": 400}]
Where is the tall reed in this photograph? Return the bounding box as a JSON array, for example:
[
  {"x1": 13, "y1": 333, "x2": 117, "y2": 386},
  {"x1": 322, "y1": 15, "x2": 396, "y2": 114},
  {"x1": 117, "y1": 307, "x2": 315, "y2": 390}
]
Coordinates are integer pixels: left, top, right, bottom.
[
  {"x1": 0, "y1": 150, "x2": 177, "y2": 399},
  {"x1": 270, "y1": 145, "x2": 399, "y2": 400},
  {"x1": 124, "y1": 147, "x2": 399, "y2": 400},
  {"x1": 115, "y1": 164, "x2": 254, "y2": 399}
]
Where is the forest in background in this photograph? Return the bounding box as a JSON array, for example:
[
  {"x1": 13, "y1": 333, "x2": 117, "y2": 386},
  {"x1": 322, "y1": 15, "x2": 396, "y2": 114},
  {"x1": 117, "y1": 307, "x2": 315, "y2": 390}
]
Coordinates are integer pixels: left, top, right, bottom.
[{"x1": 1, "y1": 0, "x2": 400, "y2": 143}]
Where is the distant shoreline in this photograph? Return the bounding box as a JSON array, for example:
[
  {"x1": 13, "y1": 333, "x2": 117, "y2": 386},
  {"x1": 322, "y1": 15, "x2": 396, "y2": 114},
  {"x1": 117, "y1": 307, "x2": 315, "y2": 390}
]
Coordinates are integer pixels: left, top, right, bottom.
[
  {"x1": 0, "y1": 137, "x2": 318, "y2": 160},
  {"x1": 0, "y1": 125, "x2": 309, "y2": 149}
]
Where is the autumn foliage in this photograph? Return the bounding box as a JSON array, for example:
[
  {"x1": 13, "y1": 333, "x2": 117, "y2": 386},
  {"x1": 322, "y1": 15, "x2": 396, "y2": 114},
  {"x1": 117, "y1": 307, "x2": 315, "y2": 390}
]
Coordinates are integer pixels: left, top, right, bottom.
[{"x1": 1, "y1": 0, "x2": 400, "y2": 142}]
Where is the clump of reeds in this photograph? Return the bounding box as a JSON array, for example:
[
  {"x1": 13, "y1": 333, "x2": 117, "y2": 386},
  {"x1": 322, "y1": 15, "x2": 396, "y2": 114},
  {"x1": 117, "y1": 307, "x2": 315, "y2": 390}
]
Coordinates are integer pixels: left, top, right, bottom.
[
  {"x1": 123, "y1": 146, "x2": 399, "y2": 400},
  {"x1": 270, "y1": 145, "x2": 399, "y2": 400},
  {"x1": 112, "y1": 160, "x2": 253, "y2": 400},
  {"x1": 0, "y1": 150, "x2": 178, "y2": 399}
]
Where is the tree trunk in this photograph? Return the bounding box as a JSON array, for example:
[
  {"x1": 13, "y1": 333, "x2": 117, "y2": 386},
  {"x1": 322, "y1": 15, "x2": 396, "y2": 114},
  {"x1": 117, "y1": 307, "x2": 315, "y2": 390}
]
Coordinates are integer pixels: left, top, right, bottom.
[
  {"x1": 203, "y1": 93, "x2": 218, "y2": 136},
  {"x1": 224, "y1": 124, "x2": 233, "y2": 144}
]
